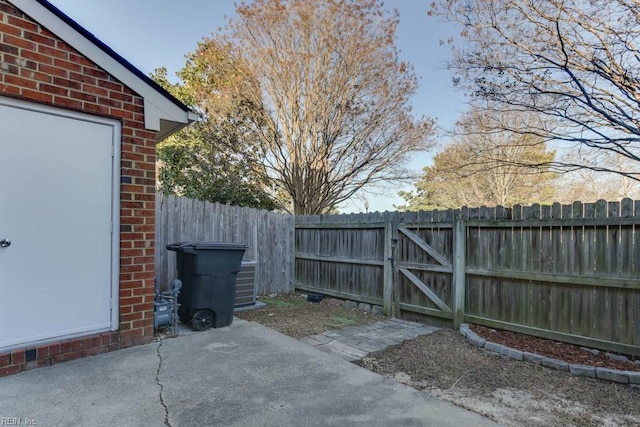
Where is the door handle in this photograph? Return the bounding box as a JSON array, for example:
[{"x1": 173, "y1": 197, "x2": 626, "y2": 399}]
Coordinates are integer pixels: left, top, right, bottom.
[{"x1": 0, "y1": 239, "x2": 11, "y2": 248}]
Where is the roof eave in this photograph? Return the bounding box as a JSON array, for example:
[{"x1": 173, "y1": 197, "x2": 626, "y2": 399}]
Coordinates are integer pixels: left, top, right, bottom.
[{"x1": 13, "y1": 0, "x2": 200, "y2": 142}]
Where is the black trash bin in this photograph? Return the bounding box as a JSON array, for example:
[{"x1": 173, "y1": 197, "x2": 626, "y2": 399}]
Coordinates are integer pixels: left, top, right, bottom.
[{"x1": 166, "y1": 241, "x2": 247, "y2": 331}]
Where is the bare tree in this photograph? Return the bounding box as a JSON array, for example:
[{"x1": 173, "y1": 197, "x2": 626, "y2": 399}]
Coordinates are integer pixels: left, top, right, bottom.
[
  {"x1": 431, "y1": 0, "x2": 640, "y2": 180},
  {"x1": 399, "y1": 109, "x2": 556, "y2": 210},
  {"x1": 554, "y1": 149, "x2": 640, "y2": 202},
  {"x1": 195, "y1": 0, "x2": 434, "y2": 214}
]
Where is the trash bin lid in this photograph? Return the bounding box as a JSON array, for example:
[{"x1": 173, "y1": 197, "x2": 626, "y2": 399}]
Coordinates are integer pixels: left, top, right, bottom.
[{"x1": 166, "y1": 241, "x2": 248, "y2": 251}]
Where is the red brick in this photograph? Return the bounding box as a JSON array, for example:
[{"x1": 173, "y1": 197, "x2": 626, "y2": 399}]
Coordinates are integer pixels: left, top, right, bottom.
[
  {"x1": 0, "y1": 2, "x2": 21, "y2": 16},
  {"x1": 7, "y1": 15, "x2": 38, "y2": 32},
  {"x1": 56, "y1": 40, "x2": 73, "y2": 52},
  {"x1": 133, "y1": 335, "x2": 152, "y2": 346},
  {"x1": 82, "y1": 83, "x2": 109, "y2": 96},
  {"x1": 83, "y1": 102, "x2": 110, "y2": 116},
  {"x1": 70, "y1": 340, "x2": 82, "y2": 352},
  {"x1": 133, "y1": 256, "x2": 154, "y2": 264},
  {"x1": 70, "y1": 90, "x2": 96, "y2": 103},
  {"x1": 82, "y1": 346, "x2": 107, "y2": 357},
  {"x1": 53, "y1": 96, "x2": 83, "y2": 110},
  {"x1": 121, "y1": 312, "x2": 143, "y2": 322},
  {"x1": 0, "y1": 365, "x2": 21, "y2": 377},
  {"x1": 59, "y1": 342, "x2": 71, "y2": 354},
  {"x1": 37, "y1": 44, "x2": 67, "y2": 59},
  {"x1": 133, "y1": 271, "x2": 156, "y2": 281},
  {"x1": 37, "y1": 346, "x2": 50, "y2": 358},
  {"x1": 39, "y1": 83, "x2": 68, "y2": 95},
  {"x1": 11, "y1": 350, "x2": 25, "y2": 364},
  {"x1": 3, "y1": 54, "x2": 36, "y2": 71},
  {"x1": 53, "y1": 58, "x2": 82, "y2": 73},
  {"x1": 121, "y1": 249, "x2": 144, "y2": 258},
  {"x1": 37, "y1": 358, "x2": 52, "y2": 368},
  {"x1": 132, "y1": 287, "x2": 153, "y2": 297},
  {"x1": 23, "y1": 30, "x2": 56, "y2": 46},
  {"x1": 0, "y1": 42, "x2": 19, "y2": 55},
  {"x1": 39, "y1": 28, "x2": 56, "y2": 39},
  {"x1": 3, "y1": 33, "x2": 35, "y2": 50},
  {"x1": 121, "y1": 329, "x2": 143, "y2": 340},
  {"x1": 20, "y1": 68, "x2": 52, "y2": 83},
  {"x1": 134, "y1": 194, "x2": 155, "y2": 202},
  {"x1": 119, "y1": 304, "x2": 133, "y2": 314},
  {"x1": 132, "y1": 240, "x2": 149, "y2": 249},
  {"x1": 20, "y1": 88, "x2": 53, "y2": 104},
  {"x1": 48, "y1": 343, "x2": 61, "y2": 355},
  {"x1": 68, "y1": 53, "x2": 94, "y2": 67},
  {"x1": 38, "y1": 63, "x2": 67, "y2": 78},
  {"x1": 22, "y1": 49, "x2": 53, "y2": 64},
  {"x1": 0, "y1": 354, "x2": 10, "y2": 367},
  {"x1": 120, "y1": 296, "x2": 143, "y2": 306},
  {"x1": 82, "y1": 66, "x2": 108, "y2": 79},
  {"x1": 53, "y1": 351, "x2": 82, "y2": 363},
  {"x1": 122, "y1": 152, "x2": 145, "y2": 162},
  {"x1": 4, "y1": 74, "x2": 37, "y2": 89},
  {"x1": 0, "y1": 64, "x2": 20, "y2": 77},
  {"x1": 121, "y1": 217, "x2": 144, "y2": 226},
  {"x1": 99, "y1": 334, "x2": 110, "y2": 346},
  {"x1": 52, "y1": 76, "x2": 81, "y2": 90},
  {"x1": 120, "y1": 202, "x2": 144, "y2": 211},
  {"x1": 0, "y1": 21, "x2": 22, "y2": 37},
  {"x1": 121, "y1": 264, "x2": 144, "y2": 273},
  {"x1": 68, "y1": 71, "x2": 95, "y2": 85},
  {"x1": 109, "y1": 91, "x2": 133, "y2": 103}
]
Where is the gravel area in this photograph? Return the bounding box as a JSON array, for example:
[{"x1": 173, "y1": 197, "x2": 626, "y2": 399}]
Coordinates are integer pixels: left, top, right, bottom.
[{"x1": 238, "y1": 294, "x2": 640, "y2": 426}]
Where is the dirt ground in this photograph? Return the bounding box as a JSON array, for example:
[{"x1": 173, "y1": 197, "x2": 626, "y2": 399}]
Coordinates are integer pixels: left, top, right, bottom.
[
  {"x1": 235, "y1": 293, "x2": 386, "y2": 339},
  {"x1": 238, "y1": 294, "x2": 640, "y2": 426}
]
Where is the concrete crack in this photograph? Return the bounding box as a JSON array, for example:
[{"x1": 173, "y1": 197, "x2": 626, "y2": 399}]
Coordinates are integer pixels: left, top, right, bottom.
[{"x1": 156, "y1": 338, "x2": 172, "y2": 427}]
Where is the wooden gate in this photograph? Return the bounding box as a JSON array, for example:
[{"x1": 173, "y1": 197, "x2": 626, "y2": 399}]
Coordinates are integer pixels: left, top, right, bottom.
[{"x1": 395, "y1": 218, "x2": 455, "y2": 321}]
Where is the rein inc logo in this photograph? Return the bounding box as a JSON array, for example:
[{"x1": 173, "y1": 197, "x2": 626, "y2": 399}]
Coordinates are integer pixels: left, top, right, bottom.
[{"x1": 0, "y1": 418, "x2": 36, "y2": 425}]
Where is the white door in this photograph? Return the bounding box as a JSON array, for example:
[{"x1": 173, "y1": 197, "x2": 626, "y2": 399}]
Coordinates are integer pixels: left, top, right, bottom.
[{"x1": 0, "y1": 97, "x2": 120, "y2": 351}]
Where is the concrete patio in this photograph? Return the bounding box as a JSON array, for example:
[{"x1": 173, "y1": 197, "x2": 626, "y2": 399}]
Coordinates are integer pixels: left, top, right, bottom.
[{"x1": 0, "y1": 319, "x2": 498, "y2": 426}]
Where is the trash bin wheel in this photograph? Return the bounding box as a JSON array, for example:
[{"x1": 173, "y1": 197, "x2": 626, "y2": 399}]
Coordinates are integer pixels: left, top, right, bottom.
[{"x1": 191, "y1": 310, "x2": 214, "y2": 331}]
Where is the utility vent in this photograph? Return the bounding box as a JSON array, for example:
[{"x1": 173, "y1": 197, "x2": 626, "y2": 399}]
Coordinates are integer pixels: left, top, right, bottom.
[{"x1": 235, "y1": 260, "x2": 257, "y2": 307}]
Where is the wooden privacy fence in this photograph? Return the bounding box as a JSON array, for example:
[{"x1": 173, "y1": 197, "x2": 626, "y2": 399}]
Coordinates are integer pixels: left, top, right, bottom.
[
  {"x1": 295, "y1": 199, "x2": 640, "y2": 356},
  {"x1": 155, "y1": 194, "x2": 294, "y2": 294}
]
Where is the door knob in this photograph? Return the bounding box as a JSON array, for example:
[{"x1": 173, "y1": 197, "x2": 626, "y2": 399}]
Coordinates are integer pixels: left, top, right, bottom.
[{"x1": 0, "y1": 239, "x2": 11, "y2": 248}]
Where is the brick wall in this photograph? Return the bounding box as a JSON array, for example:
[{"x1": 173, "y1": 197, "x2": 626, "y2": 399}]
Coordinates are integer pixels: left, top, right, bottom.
[{"x1": 0, "y1": 0, "x2": 156, "y2": 376}]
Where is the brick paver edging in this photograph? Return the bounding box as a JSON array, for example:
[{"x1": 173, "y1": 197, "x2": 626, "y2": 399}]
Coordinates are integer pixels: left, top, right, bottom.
[{"x1": 460, "y1": 324, "x2": 640, "y2": 389}]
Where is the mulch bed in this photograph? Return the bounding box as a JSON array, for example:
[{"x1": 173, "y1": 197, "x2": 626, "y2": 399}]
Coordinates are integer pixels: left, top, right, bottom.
[{"x1": 472, "y1": 324, "x2": 640, "y2": 372}]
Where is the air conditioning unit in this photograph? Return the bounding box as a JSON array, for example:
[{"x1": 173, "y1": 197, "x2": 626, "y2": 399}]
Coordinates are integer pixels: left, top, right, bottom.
[{"x1": 235, "y1": 260, "x2": 257, "y2": 307}]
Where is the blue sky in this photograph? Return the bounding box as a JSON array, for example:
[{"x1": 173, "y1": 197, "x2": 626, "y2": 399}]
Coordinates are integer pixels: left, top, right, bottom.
[{"x1": 48, "y1": 0, "x2": 466, "y2": 212}]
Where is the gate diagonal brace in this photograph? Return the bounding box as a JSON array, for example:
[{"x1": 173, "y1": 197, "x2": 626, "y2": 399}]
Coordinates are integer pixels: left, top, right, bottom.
[
  {"x1": 399, "y1": 267, "x2": 452, "y2": 313},
  {"x1": 398, "y1": 227, "x2": 451, "y2": 267}
]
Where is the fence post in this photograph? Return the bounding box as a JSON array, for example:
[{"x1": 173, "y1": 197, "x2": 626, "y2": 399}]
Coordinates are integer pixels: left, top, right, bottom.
[
  {"x1": 383, "y1": 221, "x2": 394, "y2": 316},
  {"x1": 452, "y1": 211, "x2": 466, "y2": 328}
]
